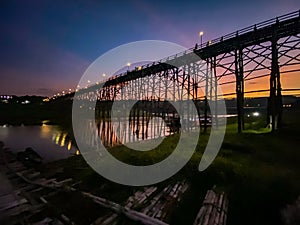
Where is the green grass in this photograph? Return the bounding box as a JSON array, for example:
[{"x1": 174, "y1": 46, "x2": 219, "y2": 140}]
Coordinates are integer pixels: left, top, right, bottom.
[{"x1": 174, "y1": 110, "x2": 300, "y2": 225}]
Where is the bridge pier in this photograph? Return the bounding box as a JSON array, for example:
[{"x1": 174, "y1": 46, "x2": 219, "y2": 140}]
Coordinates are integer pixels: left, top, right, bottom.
[
  {"x1": 269, "y1": 29, "x2": 283, "y2": 132},
  {"x1": 213, "y1": 56, "x2": 219, "y2": 128},
  {"x1": 235, "y1": 49, "x2": 245, "y2": 133},
  {"x1": 204, "y1": 59, "x2": 209, "y2": 133}
]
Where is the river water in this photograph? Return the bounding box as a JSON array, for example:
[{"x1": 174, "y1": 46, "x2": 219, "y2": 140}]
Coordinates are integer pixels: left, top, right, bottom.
[
  {"x1": 0, "y1": 124, "x2": 78, "y2": 162},
  {"x1": 0, "y1": 117, "x2": 172, "y2": 162},
  {"x1": 0, "y1": 112, "x2": 235, "y2": 162}
]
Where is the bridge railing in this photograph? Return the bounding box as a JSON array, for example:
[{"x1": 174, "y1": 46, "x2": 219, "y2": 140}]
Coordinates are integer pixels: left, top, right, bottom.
[
  {"x1": 197, "y1": 10, "x2": 300, "y2": 48},
  {"x1": 121, "y1": 10, "x2": 300, "y2": 74}
]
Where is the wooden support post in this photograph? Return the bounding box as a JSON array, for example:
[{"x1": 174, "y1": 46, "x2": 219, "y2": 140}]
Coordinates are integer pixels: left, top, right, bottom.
[
  {"x1": 235, "y1": 49, "x2": 244, "y2": 133},
  {"x1": 204, "y1": 59, "x2": 209, "y2": 133},
  {"x1": 269, "y1": 28, "x2": 282, "y2": 131},
  {"x1": 188, "y1": 64, "x2": 191, "y2": 130},
  {"x1": 213, "y1": 57, "x2": 218, "y2": 128}
]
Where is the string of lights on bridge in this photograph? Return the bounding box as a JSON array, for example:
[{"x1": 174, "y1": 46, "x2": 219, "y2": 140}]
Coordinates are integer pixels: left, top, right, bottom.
[{"x1": 46, "y1": 62, "x2": 146, "y2": 101}]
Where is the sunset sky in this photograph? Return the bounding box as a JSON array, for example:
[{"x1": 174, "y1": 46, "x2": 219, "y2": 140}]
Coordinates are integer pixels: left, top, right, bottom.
[{"x1": 1, "y1": 0, "x2": 299, "y2": 96}]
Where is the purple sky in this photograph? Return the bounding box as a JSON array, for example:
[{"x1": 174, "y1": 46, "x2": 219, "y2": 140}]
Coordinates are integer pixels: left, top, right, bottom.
[{"x1": 1, "y1": 0, "x2": 299, "y2": 96}]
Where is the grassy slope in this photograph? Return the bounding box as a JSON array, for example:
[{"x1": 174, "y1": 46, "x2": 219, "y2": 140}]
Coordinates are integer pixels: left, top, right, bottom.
[{"x1": 173, "y1": 110, "x2": 300, "y2": 225}]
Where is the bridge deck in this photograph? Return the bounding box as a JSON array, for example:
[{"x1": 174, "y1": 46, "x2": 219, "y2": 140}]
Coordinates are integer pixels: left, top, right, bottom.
[{"x1": 96, "y1": 10, "x2": 300, "y2": 88}]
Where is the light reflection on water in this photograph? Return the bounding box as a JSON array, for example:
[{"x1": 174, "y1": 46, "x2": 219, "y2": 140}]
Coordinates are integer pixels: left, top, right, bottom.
[
  {"x1": 0, "y1": 117, "x2": 172, "y2": 162},
  {"x1": 74, "y1": 116, "x2": 177, "y2": 151},
  {"x1": 0, "y1": 115, "x2": 198, "y2": 162},
  {"x1": 0, "y1": 124, "x2": 77, "y2": 162}
]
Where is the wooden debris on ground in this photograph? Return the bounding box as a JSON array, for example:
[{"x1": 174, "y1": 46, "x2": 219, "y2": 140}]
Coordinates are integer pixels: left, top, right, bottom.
[
  {"x1": 0, "y1": 147, "x2": 75, "y2": 225},
  {"x1": 193, "y1": 189, "x2": 228, "y2": 225},
  {"x1": 89, "y1": 180, "x2": 189, "y2": 225}
]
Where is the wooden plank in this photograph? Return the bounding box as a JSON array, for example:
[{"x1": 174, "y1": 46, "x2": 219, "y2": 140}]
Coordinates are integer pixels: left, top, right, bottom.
[{"x1": 193, "y1": 189, "x2": 228, "y2": 225}]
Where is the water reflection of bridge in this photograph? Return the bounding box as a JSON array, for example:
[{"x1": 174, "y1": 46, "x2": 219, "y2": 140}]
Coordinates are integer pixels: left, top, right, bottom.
[{"x1": 71, "y1": 10, "x2": 300, "y2": 137}]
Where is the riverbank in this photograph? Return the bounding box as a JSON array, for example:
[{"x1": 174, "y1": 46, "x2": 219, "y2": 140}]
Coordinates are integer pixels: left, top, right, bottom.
[
  {"x1": 33, "y1": 109, "x2": 300, "y2": 225},
  {"x1": 0, "y1": 99, "x2": 73, "y2": 126}
]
